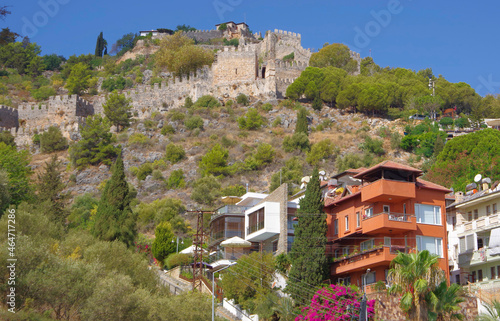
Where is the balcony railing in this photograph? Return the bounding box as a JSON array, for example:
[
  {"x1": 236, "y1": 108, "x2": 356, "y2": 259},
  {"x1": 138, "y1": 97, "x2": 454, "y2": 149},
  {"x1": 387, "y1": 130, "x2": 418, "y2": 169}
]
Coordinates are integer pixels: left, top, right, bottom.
[
  {"x1": 247, "y1": 221, "x2": 264, "y2": 235},
  {"x1": 363, "y1": 212, "x2": 411, "y2": 222},
  {"x1": 332, "y1": 245, "x2": 411, "y2": 263},
  {"x1": 462, "y1": 214, "x2": 500, "y2": 233},
  {"x1": 362, "y1": 212, "x2": 416, "y2": 235}
]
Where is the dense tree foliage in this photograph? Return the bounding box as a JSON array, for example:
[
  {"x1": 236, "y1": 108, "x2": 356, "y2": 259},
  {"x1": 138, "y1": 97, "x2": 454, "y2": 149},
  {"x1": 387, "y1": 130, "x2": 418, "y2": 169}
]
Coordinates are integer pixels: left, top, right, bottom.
[
  {"x1": 36, "y1": 155, "x2": 67, "y2": 223},
  {"x1": 103, "y1": 92, "x2": 132, "y2": 132},
  {"x1": 151, "y1": 221, "x2": 175, "y2": 265},
  {"x1": 270, "y1": 157, "x2": 304, "y2": 194},
  {"x1": 155, "y1": 33, "x2": 214, "y2": 77},
  {"x1": 40, "y1": 126, "x2": 68, "y2": 152},
  {"x1": 426, "y1": 129, "x2": 500, "y2": 191},
  {"x1": 65, "y1": 62, "x2": 92, "y2": 95},
  {"x1": 94, "y1": 31, "x2": 107, "y2": 57},
  {"x1": 309, "y1": 43, "x2": 358, "y2": 74},
  {"x1": 0, "y1": 142, "x2": 31, "y2": 208},
  {"x1": 238, "y1": 108, "x2": 266, "y2": 130},
  {"x1": 199, "y1": 143, "x2": 230, "y2": 176},
  {"x1": 287, "y1": 168, "x2": 328, "y2": 305}
]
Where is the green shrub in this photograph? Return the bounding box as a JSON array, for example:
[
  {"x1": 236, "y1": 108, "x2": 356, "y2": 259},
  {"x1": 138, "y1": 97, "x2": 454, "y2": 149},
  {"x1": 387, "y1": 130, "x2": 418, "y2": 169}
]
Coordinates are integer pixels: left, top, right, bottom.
[
  {"x1": 167, "y1": 110, "x2": 185, "y2": 121},
  {"x1": 184, "y1": 96, "x2": 194, "y2": 108},
  {"x1": 220, "y1": 184, "x2": 246, "y2": 197},
  {"x1": 221, "y1": 136, "x2": 235, "y2": 148},
  {"x1": 359, "y1": 136, "x2": 385, "y2": 156},
  {"x1": 165, "y1": 253, "x2": 193, "y2": 269},
  {"x1": 40, "y1": 126, "x2": 68, "y2": 152},
  {"x1": 143, "y1": 119, "x2": 155, "y2": 129},
  {"x1": 283, "y1": 132, "x2": 310, "y2": 152},
  {"x1": 199, "y1": 144, "x2": 230, "y2": 176},
  {"x1": 31, "y1": 85, "x2": 56, "y2": 100},
  {"x1": 261, "y1": 103, "x2": 273, "y2": 112},
  {"x1": 390, "y1": 132, "x2": 402, "y2": 150},
  {"x1": 306, "y1": 139, "x2": 336, "y2": 165},
  {"x1": 185, "y1": 115, "x2": 204, "y2": 130},
  {"x1": 152, "y1": 170, "x2": 164, "y2": 180},
  {"x1": 137, "y1": 163, "x2": 153, "y2": 180},
  {"x1": 161, "y1": 124, "x2": 176, "y2": 135},
  {"x1": 225, "y1": 100, "x2": 234, "y2": 108},
  {"x1": 128, "y1": 133, "x2": 150, "y2": 146},
  {"x1": 283, "y1": 52, "x2": 295, "y2": 62},
  {"x1": 167, "y1": 169, "x2": 186, "y2": 189},
  {"x1": 165, "y1": 143, "x2": 186, "y2": 163},
  {"x1": 194, "y1": 95, "x2": 220, "y2": 108},
  {"x1": 223, "y1": 38, "x2": 239, "y2": 47},
  {"x1": 129, "y1": 166, "x2": 139, "y2": 176},
  {"x1": 238, "y1": 108, "x2": 265, "y2": 130},
  {"x1": 272, "y1": 117, "x2": 282, "y2": 127},
  {"x1": 236, "y1": 93, "x2": 249, "y2": 106},
  {"x1": 0, "y1": 131, "x2": 16, "y2": 147},
  {"x1": 454, "y1": 117, "x2": 470, "y2": 128},
  {"x1": 439, "y1": 117, "x2": 454, "y2": 128},
  {"x1": 245, "y1": 143, "x2": 275, "y2": 170}
]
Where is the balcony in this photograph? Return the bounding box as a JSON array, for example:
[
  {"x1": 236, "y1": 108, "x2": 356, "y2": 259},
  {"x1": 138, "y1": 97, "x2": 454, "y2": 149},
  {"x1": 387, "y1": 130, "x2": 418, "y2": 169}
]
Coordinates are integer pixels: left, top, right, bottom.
[
  {"x1": 469, "y1": 247, "x2": 500, "y2": 267},
  {"x1": 461, "y1": 214, "x2": 500, "y2": 234},
  {"x1": 246, "y1": 221, "x2": 280, "y2": 242},
  {"x1": 362, "y1": 212, "x2": 416, "y2": 235},
  {"x1": 247, "y1": 221, "x2": 264, "y2": 235},
  {"x1": 332, "y1": 245, "x2": 410, "y2": 274},
  {"x1": 361, "y1": 179, "x2": 416, "y2": 203}
]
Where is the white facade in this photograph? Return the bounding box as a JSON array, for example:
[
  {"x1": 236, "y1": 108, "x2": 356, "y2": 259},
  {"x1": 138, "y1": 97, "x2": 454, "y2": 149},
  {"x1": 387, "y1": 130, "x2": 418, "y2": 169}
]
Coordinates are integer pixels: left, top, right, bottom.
[
  {"x1": 454, "y1": 186, "x2": 500, "y2": 304},
  {"x1": 245, "y1": 201, "x2": 281, "y2": 242}
]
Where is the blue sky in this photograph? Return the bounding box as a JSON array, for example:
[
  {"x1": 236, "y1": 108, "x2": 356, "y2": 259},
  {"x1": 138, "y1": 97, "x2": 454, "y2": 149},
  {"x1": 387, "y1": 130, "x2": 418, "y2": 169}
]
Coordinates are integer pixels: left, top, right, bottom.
[{"x1": 8, "y1": 0, "x2": 500, "y2": 95}]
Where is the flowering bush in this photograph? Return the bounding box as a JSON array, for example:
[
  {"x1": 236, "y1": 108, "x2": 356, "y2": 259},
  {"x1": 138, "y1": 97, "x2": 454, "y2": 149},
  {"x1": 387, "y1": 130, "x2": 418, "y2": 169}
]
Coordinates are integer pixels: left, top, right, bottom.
[
  {"x1": 135, "y1": 234, "x2": 153, "y2": 260},
  {"x1": 295, "y1": 284, "x2": 375, "y2": 321}
]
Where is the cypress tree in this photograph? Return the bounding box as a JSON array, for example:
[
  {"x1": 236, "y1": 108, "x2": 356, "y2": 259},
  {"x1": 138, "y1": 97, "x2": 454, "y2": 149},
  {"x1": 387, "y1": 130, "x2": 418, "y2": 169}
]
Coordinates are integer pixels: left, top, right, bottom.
[
  {"x1": 91, "y1": 152, "x2": 136, "y2": 246},
  {"x1": 95, "y1": 32, "x2": 104, "y2": 57},
  {"x1": 287, "y1": 167, "x2": 328, "y2": 305},
  {"x1": 295, "y1": 107, "x2": 308, "y2": 135}
]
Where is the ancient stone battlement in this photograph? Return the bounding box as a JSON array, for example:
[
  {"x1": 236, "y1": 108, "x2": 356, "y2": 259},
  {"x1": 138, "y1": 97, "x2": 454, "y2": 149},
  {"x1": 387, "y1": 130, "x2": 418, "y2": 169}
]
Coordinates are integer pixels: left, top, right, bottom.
[
  {"x1": 0, "y1": 105, "x2": 18, "y2": 129},
  {"x1": 183, "y1": 29, "x2": 223, "y2": 43},
  {"x1": 273, "y1": 29, "x2": 301, "y2": 39}
]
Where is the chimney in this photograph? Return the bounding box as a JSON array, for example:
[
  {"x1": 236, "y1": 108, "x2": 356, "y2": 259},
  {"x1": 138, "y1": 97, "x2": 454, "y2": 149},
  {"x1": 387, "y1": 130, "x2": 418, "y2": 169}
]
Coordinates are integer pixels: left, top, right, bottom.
[
  {"x1": 455, "y1": 191, "x2": 464, "y2": 203},
  {"x1": 482, "y1": 178, "x2": 492, "y2": 191}
]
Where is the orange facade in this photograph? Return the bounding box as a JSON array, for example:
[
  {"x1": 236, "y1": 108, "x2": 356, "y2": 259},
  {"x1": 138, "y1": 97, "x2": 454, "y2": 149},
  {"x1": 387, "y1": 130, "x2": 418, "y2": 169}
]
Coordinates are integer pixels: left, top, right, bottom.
[{"x1": 324, "y1": 161, "x2": 450, "y2": 290}]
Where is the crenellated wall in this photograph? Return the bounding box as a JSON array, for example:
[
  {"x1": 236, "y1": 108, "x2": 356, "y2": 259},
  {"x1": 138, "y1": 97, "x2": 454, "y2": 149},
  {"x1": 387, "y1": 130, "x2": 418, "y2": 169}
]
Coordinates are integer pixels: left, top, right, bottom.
[
  {"x1": 0, "y1": 105, "x2": 18, "y2": 129},
  {"x1": 212, "y1": 46, "x2": 258, "y2": 84}
]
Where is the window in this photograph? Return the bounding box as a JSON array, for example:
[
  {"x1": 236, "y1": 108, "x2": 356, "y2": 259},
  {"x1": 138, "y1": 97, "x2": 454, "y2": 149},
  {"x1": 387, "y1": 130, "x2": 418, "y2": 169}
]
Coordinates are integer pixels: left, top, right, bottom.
[
  {"x1": 452, "y1": 216, "x2": 456, "y2": 228},
  {"x1": 491, "y1": 267, "x2": 496, "y2": 280},
  {"x1": 364, "y1": 207, "x2": 373, "y2": 218},
  {"x1": 415, "y1": 204, "x2": 442, "y2": 225},
  {"x1": 383, "y1": 205, "x2": 390, "y2": 213},
  {"x1": 334, "y1": 219, "x2": 338, "y2": 236},
  {"x1": 494, "y1": 203, "x2": 498, "y2": 214},
  {"x1": 334, "y1": 249, "x2": 340, "y2": 258},
  {"x1": 272, "y1": 241, "x2": 278, "y2": 253},
  {"x1": 362, "y1": 271, "x2": 376, "y2": 287},
  {"x1": 459, "y1": 237, "x2": 465, "y2": 253},
  {"x1": 356, "y1": 212, "x2": 361, "y2": 228},
  {"x1": 343, "y1": 247, "x2": 349, "y2": 256},
  {"x1": 471, "y1": 271, "x2": 476, "y2": 283},
  {"x1": 468, "y1": 212, "x2": 472, "y2": 221},
  {"x1": 361, "y1": 239, "x2": 375, "y2": 251},
  {"x1": 487, "y1": 205, "x2": 491, "y2": 215},
  {"x1": 403, "y1": 203, "x2": 406, "y2": 214},
  {"x1": 497, "y1": 266, "x2": 500, "y2": 279},
  {"x1": 455, "y1": 274, "x2": 460, "y2": 284},
  {"x1": 466, "y1": 234, "x2": 474, "y2": 251},
  {"x1": 478, "y1": 269, "x2": 483, "y2": 282},
  {"x1": 287, "y1": 236, "x2": 294, "y2": 252},
  {"x1": 345, "y1": 216, "x2": 349, "y2": 231},
  {"x1": 287, "y1": 216, "x2": 298, "y2": 230},
  {"x1": 416, "y1": 236, "x2": 443, "y2": 257},
  {"x1": 478, "y1": 238, "x2": 484, "y2": 249},
  {"x1": 384, "y1": 237, "x2": 391, "y2": 246},
  {"x1": 474, "y1": 209, "x2": 479, "y2": 220}
]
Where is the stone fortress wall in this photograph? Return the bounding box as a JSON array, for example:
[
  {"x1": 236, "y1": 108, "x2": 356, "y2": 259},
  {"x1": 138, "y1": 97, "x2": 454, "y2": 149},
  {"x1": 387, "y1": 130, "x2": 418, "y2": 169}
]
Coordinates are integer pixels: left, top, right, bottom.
[{"x1": 0, "y1": 26, "x2": 361, "y2": 146}]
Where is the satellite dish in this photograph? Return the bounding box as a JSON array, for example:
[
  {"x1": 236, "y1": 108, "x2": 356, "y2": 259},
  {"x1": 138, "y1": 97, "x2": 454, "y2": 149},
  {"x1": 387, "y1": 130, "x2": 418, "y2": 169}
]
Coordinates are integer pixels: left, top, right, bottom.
[
  {"x1": 474, "y1": 174, "x2": 482, "y2": 183},
  {"x1": 319, "y1": 170, "x2": 326, "y2": 176},
  {"x1": 304, "y1": 176, "x2": 311, "y2": 183}
]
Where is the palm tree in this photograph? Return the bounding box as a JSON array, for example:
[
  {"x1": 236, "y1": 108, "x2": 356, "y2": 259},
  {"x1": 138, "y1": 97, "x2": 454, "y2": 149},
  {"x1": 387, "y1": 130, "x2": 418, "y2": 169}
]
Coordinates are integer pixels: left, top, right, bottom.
[
  {"x1": 427, "y1": 281, "x2": 464, "y2": 321},
  {"x1": 387, "y1": 250, "x2": 445, "y2": 321},
  {"x1": 477, "y1": 300, "x2": 500, "y2": 321}
]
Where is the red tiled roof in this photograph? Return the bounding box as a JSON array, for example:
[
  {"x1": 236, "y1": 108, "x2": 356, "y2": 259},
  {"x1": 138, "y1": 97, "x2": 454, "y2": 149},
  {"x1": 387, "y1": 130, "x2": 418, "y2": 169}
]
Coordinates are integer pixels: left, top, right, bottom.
[
  {"x1": 416, "y1": 178, "x2": 452, "y2": 193},
  {"x1": 353, "y1": 160, "x2": 422, "y2": 179},
  {"x1": 331, "y1": 168, "x2": 365, "y2": 179}
]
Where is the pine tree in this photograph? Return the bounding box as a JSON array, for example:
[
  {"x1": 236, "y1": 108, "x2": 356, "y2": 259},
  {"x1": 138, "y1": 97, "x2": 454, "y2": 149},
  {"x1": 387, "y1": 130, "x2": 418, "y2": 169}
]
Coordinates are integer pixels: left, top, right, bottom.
[
  {"x1": 287, "y1": 167, "x2": 328, "y2": 305},
  {"x1": 91, "y1": 152, "x2": 136, "y2": 246},
  {"x1": 103, "y1": 92, "x2": 132, "y2": 132},
  {"x1": 36, "y1": 155, "x2": 68, "y2": 223},
  {"x1": 295, "y1": 107, "x2": 308, "y2": 135}
]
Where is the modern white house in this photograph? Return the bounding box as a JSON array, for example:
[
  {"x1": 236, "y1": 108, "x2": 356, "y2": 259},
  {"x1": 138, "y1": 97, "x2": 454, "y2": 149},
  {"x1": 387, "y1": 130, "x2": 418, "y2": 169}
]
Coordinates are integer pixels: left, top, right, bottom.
[{"x1": 244, "y1": 183, "x2": 300, "y2": 255}]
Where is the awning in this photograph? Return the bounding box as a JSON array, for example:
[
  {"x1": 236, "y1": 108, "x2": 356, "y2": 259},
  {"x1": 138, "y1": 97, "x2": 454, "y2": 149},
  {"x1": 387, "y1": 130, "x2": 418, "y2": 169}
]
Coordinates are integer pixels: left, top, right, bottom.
[{"x1": 489, "y1": 228, "x2": 500, "y2": 256}]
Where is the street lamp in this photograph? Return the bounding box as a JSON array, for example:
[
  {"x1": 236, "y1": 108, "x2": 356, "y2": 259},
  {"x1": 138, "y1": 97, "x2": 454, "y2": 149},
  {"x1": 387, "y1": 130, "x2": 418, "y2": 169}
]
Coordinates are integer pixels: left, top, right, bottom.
[
  {"x1": 172, "y1": 236, "x2": 184, "y2": 253},
  {"x1": 212, "y1": 262, "x2": 237, "y2": 321}
]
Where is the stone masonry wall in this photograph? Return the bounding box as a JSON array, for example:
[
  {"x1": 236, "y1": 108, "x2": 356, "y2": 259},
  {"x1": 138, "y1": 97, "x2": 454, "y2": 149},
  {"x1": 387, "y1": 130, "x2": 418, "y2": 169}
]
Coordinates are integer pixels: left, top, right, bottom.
[
  {"x1": 183, "y1": 29, "x2": 223, "y2": 43},
  {"x1": 367, "y1": 292, "x2": 478, "y2": 321},
  {"x1": 212, "y1": 47, "x2": 257, "y2": 85},
  {"x1": 257, "y1": 183, "x2": 289, "y2": 255},
  {"x1": 0, "y1": 105, "x2": 18, "y2": 129}
]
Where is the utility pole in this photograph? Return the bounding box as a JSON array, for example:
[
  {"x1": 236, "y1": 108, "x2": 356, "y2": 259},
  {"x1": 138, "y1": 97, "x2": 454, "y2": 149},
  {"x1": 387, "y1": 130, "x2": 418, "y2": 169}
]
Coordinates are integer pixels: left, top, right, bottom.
[{"x1": 189, "y1": 210, "x2": 213, "y2": 292}]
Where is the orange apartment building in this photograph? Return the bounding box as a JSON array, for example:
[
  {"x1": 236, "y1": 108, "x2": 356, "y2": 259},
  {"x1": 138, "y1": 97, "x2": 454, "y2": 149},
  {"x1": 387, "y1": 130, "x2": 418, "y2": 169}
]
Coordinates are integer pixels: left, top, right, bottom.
[{"x1": 324, "y1": 161, "x2": 450, "y2": 291}]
